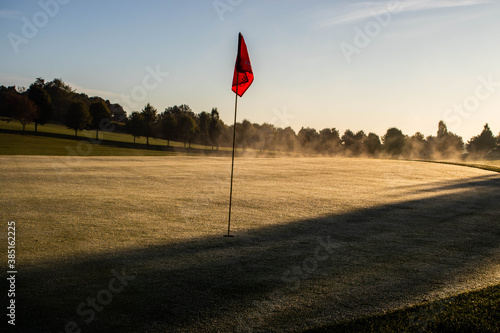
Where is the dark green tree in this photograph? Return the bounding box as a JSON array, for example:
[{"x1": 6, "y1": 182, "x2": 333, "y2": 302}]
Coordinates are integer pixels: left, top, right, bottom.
[
  {"x1": 435, "y1": 120, "x2": 450, "y2": 155},
  {"x1": 341, "y1": 130, "x2": 356, "y2": 155},
  {"x1": 406, "y1": 133, "x2": 425, "y2": 159},
  {"x1": 298, "y1": 127, "x2": 320, "y2": 153},
  {"x1": 89, "y1": 100, "x2": 111, "y2": 140},
  {"x1": 275, "y1": 126, "x2": 297, "y2": 152},
  {"x1": 467, "y1": 124, "x2": 497, "y2": 156},
  {"x1": 432, "y1": 121, "x2": 463, "y2": 158},
  {"x1": 44, "y1": 78, "x2": 75, "y2": 121},
  {"x1": 353, "y1": 130, "x2": 367, "y2": 155},
  {"x1": 65, "y1": 101, "x2": 92, "y2": 137},
  {"x1": 8, "y1": 93, "x2": 39, "y2": 134},
  {"x1": 209, "y1": 108, "x2": 223, "y2": 150},
  {"x1": 382, "y1": 127, "x2": 406, "y2": 157},
  {"x1": 403, "y1": 132, "x2": 428, "y2": 159},
  {"x1": 126, "y1": 111, "x2": 145, "y2": 144},
  {"x1": 160, "y1": 112, "x2": 177, "y2": 146},
  {"x1": 239, "y1": 119, "x2": 255, "y2": 151},
  {"x1": 319, "y1": 128, "x2": 341, "y2": 155},
  {"x1": 27, "y1": 81, "x2": 53, "y2": 132},
  {"x1": 255, "y1": 123, "x2": 276, "y2": 152},
  {"x1": 365, "y1": 132, "x2": 382, "y2": 156},
  {"x1": 197, "y1": 111, "x2": 211, "y2": 145},
  {"x1": 0, "y1": 86, "x2": 18, "y2": 118},
  {"x1": 106, "y1": 100, "x2": 127, "y2": 122},
  {"x1": 141, "y1": 103, "x2": 158, "y2": 145},
  {"x1": 178, "y1": 114, "x2": 198, "y2": 148}
]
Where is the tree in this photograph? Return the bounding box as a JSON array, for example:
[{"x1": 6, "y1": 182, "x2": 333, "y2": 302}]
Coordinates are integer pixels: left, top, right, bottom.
[
  {"x1": 105, "y1": 100, "x2": 127, "y2": 122},
  {"x1": 197, "y1": 111, "x2": 211, "y2": 145},
  {"x1": 141, "y1": 103, "x2": 158, "y2": 145},
  {"x1": 89, "y1": 100, "x2": 111, "y2": 140},
  {"x1": 209, "y1": 108, "x2": 223, "y2": 150},
  {"x1": 353, "y1": 130, "x2": 367, "y2": 156},
  {"x1": 165, "y1": 105, "x2": 183, "y2": 118},
  {"x1": 159, "y1": 112, "x2": 177, "y2": 146},
  {"x1": 255, "y1": 123, "x2": 276, "y2": 152},
  {"x1": 319, "y1": 128, "x2": 341, "y2": 155},
  {"x1": 0, "y1": 85, "x2": 18, "y2": 118},
  {"x1": 437, "y1": 120, "x2": 447, "y2": 138},
  {"x1": 44, "y1": 78, "x2": 75, "y2": 121},
  {"x1": 178, "y1": 114, "x2": 198, "y2": 148},
  {"x1": 239, "y1": 119, "x2": 255, "y2": 151},
  {"x1": 403, "y1": 132, "x2": 428, "y2": 159},
  {"x1": 382, "y1": 127, "x2": 406, "y2": 157},
  {"x1": 365, "y1": 133, "x2": 382, "y2": 156},
  {"x1": 65, "y1": 101, "x2": 92, "y2": 137},
  {"x1": 467, "y1": 124, "x2": 497, "y2": 157},
  {"x1": 435, "y1": 120, "x2": 450, "y2": 156},
  {"x1": 432, "y1": 120, "x2": 463, "y2": 159},
  {"x1": 341, "y1": 130, "x2": 356, "y2": 155},
  {"x1": 298, "y1": 127, "x2": 320, "y2": 153},
  {"x1": 126, "y1": 111, "x2": 145, "y2": 144},
  {"x1": 7, "y1": 93, "x2": 38, "y2": 134},
  {"x1": 27, "y1": 82, "x2": 53, "y2": 132},
  {"x1": 275, "y1": 126, "x2": 297, "y2": 152}
]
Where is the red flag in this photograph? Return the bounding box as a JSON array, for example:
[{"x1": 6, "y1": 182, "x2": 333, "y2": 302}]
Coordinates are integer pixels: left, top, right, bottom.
[{"x1": 232, "y1": 33, "x2": 253, "y2": 97}]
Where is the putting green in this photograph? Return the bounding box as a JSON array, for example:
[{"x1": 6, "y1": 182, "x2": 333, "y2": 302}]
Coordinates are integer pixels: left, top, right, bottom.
[{"x1": 1, "y1": 156, "x2": 499, "y2": 332}]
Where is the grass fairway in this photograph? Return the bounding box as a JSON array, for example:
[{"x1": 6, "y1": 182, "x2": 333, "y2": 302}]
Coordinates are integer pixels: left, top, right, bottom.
[
  {"x1": 0, "y1": 119, "x2": 233, "y2": 155},
  {"x1": 0, "y1": 132, "x2": 184, "y2": 156},
  {"x1": 1, "y1": 156, "x2": 500, "y2": 332}
]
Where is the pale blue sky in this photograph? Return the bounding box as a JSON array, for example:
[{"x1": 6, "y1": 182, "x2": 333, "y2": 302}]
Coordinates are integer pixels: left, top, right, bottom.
[{"x1": 1, "y1": 0, "x2": 499, "y2": 140}]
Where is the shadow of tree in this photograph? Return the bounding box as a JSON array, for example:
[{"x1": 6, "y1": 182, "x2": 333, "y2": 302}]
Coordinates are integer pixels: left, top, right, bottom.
[{"x1": 7, "y1": 175, "x2": 500, "y2": 332}]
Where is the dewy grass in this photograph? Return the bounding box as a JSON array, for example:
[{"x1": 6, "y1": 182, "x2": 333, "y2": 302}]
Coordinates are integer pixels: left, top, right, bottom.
[
  {"x1": 1, "y1": 156, "x2": 499, "y2": 332},
  {"x1": 307, "y1": 283, "x2": 500, "y2": 332},
  {"x1": 417, "y1": 159, "x2": 500, "y2": 174}
]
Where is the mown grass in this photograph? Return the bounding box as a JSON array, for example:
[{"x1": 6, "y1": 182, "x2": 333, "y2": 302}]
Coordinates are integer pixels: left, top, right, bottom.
[
  {"x1": 0, "y1": 118, "x2": 219, "y2": 150},
  {"x1": 1, "y1": 156, "x2": 499, "y2": 332},
  {"x1": 0, "y1": 119, "x2": 292, "y2": 156},
  {"x1": 2, "y1": 119, "x2": 500, "y2": 332},
  {"x1": 307, "y1": 284, "x2": 500, "y2": 332},
  {"x1": 307, "y1": 157, "x2": 500, "y2": 333},
  {"x1": 419, "y1": 159, "x2": 500, "y2": 174},
  {"x1": 0, "y1": 119, "x2": 226, "y2": 156},
  {"x1": 0, "y1": 132, "x2": 184, "y2": 156}
]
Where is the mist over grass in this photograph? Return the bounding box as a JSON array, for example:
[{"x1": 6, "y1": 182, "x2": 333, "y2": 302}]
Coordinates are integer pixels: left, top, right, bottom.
[{"x1": 2, "y1": 115, "x2": 499, "y2": 163}]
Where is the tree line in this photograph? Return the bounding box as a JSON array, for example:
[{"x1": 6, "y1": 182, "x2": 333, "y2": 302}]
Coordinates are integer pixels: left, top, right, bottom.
[
  {"x1": 0, "y1": 78, "x2": 126, "y2": 137},
  {"x1": 127, "y1": 102, "x2": 500, "y2": 160},
  {"x1": 1, "y1": 77, "x2": 499, "y2": 159}
]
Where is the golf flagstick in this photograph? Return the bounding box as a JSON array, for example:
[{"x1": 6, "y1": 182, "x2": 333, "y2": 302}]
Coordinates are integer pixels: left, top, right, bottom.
[
  {"x1": 226, "y1": 75, "x2": 238, "y2": 237},
  {"x1": 225, "y1": 33, "x2": 253, "y2": 237}
]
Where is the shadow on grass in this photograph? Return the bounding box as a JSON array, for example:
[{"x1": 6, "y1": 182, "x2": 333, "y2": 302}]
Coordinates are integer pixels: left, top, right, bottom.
[
  {"x1": 391, "y1": 174, "x2": 499, "y2": 193},
  {"x1": 5, "y1": 175, "x2": 500, "y2": 332}
]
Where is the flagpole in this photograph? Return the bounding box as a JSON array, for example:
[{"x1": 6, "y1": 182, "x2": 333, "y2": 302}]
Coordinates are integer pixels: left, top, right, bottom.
[{"x1": 226, "y1": 74, "x2": 239, "y2": 237}]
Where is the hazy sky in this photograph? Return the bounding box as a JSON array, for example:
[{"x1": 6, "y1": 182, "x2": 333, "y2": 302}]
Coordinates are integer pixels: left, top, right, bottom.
[{"x1": 1, "y1": 0, "x2": 499, "y2": 140}]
